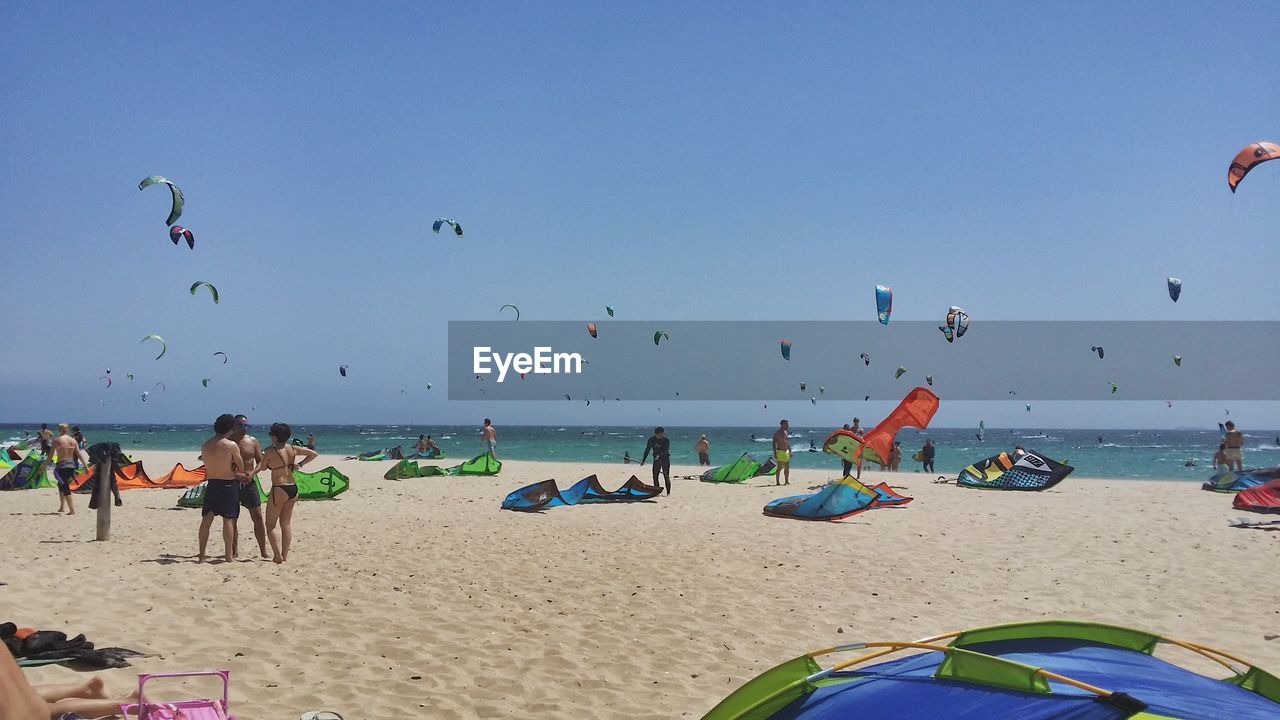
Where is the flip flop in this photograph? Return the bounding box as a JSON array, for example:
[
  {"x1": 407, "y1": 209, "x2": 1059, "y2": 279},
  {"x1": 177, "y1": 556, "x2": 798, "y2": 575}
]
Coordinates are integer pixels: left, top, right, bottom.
[{"x1": 300, "y1": 713, "x2": 344, "y2": 720}]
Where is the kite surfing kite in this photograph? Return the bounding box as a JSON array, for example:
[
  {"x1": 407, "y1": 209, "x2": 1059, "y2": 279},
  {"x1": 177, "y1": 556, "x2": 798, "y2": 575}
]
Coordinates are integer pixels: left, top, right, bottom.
[
  {"x1": 138, "y1": 176, "x2": 184, "y2": 226},
  {"x1": 819, "y1": 385, "x2": 824, "y2": 394},
  {"x1": 1167, "y1": 277, "x2": 1182, "y2": 302},
  {"x1": 1025, "y1": 403, "x2": 1032, "y2": 412},
  {"x1": 155, "y1": 382, "x2": 166, "y2": 391},
  {"x1": 1227, "y1": 140, "x2": 1280, "y2": 192},
  {"x1": 976, "y1": 419, "x2": 985, "y2": 442},
  {"x1": 1110, "y1": 382, "x2": 1118, "y2": 394},
  {"x1": 141, "y1": 334, "x2": 166, "y2": 360},
  {"x1": 1174, "y1": 355, "x2": 1182, "y2": 366},
  {"x1": 925, "y1": 375, "x2": 933, "y2": 386},
  {"x1": 141, "y1": 392, "x2": 149, "y2": 403},
  {"x1": 339, "y1": 365, "x2": 348, "y2": 377},
  {"x1": 780, "y1": 339, "x2": 792, "y2": 360},
  {"x1": 823, "y1": 387, "x2": 939, "y2": 473},
  {"x1": 800, "y1": 381, "x2": 806, "y2": 391},
  {"x1": 810, "y1": 397, "x2": 817, "y2": 405},
  {"x1": 169, "y1": 225, "x2": 195, "y2": 249},
  {"x1": 1092, "y1": 346, "x2": 1104, "y2": 359},
  {"x1": 499, "y1": 304, "x2": 520, "y2": 321},
  {"x1": 586, "y1": 322, "x2": 597, "y2": 338},
  {"x1": 201, "y1": 378, "x2": 210, "y2": 388},
  {"x1": 939, "y1": 306, "x2": 969, "y2": 342},
  {"x1": 127, "y1": 374, "x2": 134, "y2": 381},
  {"x1": 606, "y1": 305, "x2": 615, "y2": 317},
  {"x1": 432, "y1": 218, "x2": 463, "y2": 237},
  {"x1": 953, "y1": 450, "x2": 1074, "y2": 490},
  {"x1": 859, "y1": 352, "x2": 870, "y2": 366},
  {"x1": 189, "y1": 281, "x2": 219, "y2": 304},
  {"x1": 895, "y1": 366, "x2": 906, "y2": 379},
  {"x1": 875, "y1": 285, "x2": 892, "y2": 325},
  {"x1": 763, "y1": 475, "x2": 910, "y2": 521},
  {"x1": 653, "y1": 330, "x2": 669, "y2": 346},
  {"x1": 426, "y1": 383, "x2": 432, "y2": 390},
  {"x1": 502, "y1": 475, "x2": 660, "y2": 511},
  {"x1": 99, "y1": 376, "x2": 111, "y2": 389},
  {"x1": 214, "y1": 351, "x2": 228, "y2": 364}
]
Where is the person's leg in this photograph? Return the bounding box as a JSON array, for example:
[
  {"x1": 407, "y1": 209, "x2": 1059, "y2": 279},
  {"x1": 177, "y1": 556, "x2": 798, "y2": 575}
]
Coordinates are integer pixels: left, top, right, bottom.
[
  {"x1": 661, "y1": 459, "x2": 671, "y2": 494},
  {"x1": 112, "y1": 480, "x2": 122, "y2": 506},
  {"x1": 280, "y1": 498, "x2": 297, "y2": 560},
  {"x1": 198, "y1": 513, "x2": 216, "y2": 562},
  {"x1": 0, "y1": 648, "x2": 49, "y2": 720},
  {"x1": 265, "y1": 490, "x2": 284, "y2": 562},
  {"x1": 34, "y1": 675, "x2": 107, "y2": 702},
  {"x1": 222, "y1": 518, "x2": 236, "y2": 562},
  {"x1": 249, "y1": 506, "x2": 268, "y2": 558},
  {"x1": 651, "y1": 461, "x2": 660, "y2": 486},
  {"x1": 783, "y1": 461, "x2": 790, "y2": 485},
  {"x1": 48, "y1": 691, "x2": 139, "y2": 718}
]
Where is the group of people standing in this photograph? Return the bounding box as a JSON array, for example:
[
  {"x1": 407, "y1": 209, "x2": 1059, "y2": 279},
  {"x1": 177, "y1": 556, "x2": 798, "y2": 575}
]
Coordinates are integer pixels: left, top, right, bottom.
[{"x1": 197, "y1": 414, "x2": 317, "y2": 564}]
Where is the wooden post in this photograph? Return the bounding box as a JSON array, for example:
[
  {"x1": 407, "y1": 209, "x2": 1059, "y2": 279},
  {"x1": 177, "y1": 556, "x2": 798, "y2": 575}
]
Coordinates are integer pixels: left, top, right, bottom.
[{"x1": 95, "y1": 455, "x2": 113, "y2": 541}]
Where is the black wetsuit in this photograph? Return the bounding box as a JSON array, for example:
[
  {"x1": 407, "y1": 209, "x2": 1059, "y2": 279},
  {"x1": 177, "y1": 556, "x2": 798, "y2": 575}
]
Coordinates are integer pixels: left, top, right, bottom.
[
  {"x1": 922, "y1": 444, "x2": 936, "y2": 473},
  {"x1": 642, "y1": 435, "x2": 671, "y2": 494}
]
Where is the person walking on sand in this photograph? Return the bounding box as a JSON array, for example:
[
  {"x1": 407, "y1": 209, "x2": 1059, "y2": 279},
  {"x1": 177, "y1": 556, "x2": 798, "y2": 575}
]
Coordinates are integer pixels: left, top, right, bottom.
[
  {"x1": 1223, "y1": 421, "x2": 1245, "y2": 472},
  {"x1": 919, "y1": 439, "x2": 936, "y2": 473},
  {"x1": 197, "y1": 414, "x2": 251, "y2": 563},
  {"x1": 481, "y1": 418, "x2": 498, "y2": 458},
  {"x1": 772, "y1": 420, "x2": 792, "y2": 486},
  {"x1": 641, "y1": 426, "x2": 672, "y2": 494},
  {"x1": 230, "y1": 415, "x2": 268, "y2": 560},
  {"x1": 37, "y1": 423, "x2": 52, "y2": 458},
  {"x1": 50, "y1": 424, "x2": 87, "y2": 515},
  {"x1": 252, "y1": 422, "x2": 317, "y2": 563},
  {"x1": 694, "y1": 434, "x2": 710, "y2": 466},
  {"x1": 889, "y1": 441, "x2": 902, "y2": 472}
]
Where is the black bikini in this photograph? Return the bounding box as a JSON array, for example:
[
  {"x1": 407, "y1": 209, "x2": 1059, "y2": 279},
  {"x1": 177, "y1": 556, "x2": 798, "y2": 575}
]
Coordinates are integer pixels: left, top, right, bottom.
[{"x1": 266, "y1": 446, "x2": 299, "y2": 502}]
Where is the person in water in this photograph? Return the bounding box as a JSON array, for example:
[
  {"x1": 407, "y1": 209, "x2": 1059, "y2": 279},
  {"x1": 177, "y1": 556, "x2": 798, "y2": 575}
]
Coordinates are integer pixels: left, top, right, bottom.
[
  {"x1": 305, "y1": 432, "x2": 316, "y2": 450},
  {"x1": 694, "y1": 434, "x2": 710, "y2": 465},
  {"x1": 772, "y1": 420, "x2": 792, "y2": 486},
  {"x1": 920, "y1": 439, "x2": 935, "y2": 473},
  {"x1": 481, "y1": 418, "x2": 498, "y2": 458},
  {"x1": 640, "y1": 426, "x2": 671, "y2": 494},
  {"x1": 197, "y1": 414, "x2": 251, "y2": 563},
  {"x1": 230, "y1": 415, "x2": 268, "y2": 560},
  {"x1": 251, "y1": 422, "x2": 318, "y2": 563},
  {"x1": 623, "y1": 450, "x2": 632, "y2": 464},
  {"x1": 1223, "y1": 421, "x2": 1245, "y2": 472},
  {"x1": 50, "y1": 424, "x2": 87, "y2": 515}
]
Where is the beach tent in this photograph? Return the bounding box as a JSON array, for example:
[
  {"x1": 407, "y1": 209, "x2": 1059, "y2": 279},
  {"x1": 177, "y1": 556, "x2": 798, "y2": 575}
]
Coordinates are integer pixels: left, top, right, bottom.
[
  {"x1": 446, "y1": 452, "x2": 501, "y2": 476},
  {"x1": 0, "y1": 455, "x2": 51, "y2": 491},
  {"x1": 824, "y1": 388, "x2": 940, "y2": 469},
  {"x1": 1204, "y1": 467, "x2": 1280, "y2": 493},
  {"x1": 1234, "y1": 480, "x2": 1280, "y2": 513},
  {"x1": 502, "y1": 475, "x2": 660, "y2": 511},
  {"x1": 763, "y1": 476, "x2": 911, "y2": 521},
  {"x1": 178, "y1": 466, "x2": 349, "y2": 507},
  {"x1": 383, "y1": 459, "x2": 447, "y2": 480},
  {"x1": 701, "y1": 453, "x2": 772, "y2": 483},
  {"x1": 152, "y1": 463, "x2": 207, "y2": 489},
  {"x1": 69, "y1": 462, "x2": 154, "y2": 493},
  {"x1": 956, "y1": 450, "x2": 1073, "y2": 490},
  {"x1": 703, "y1": 619, "x2": 1280, "y2": 719}
]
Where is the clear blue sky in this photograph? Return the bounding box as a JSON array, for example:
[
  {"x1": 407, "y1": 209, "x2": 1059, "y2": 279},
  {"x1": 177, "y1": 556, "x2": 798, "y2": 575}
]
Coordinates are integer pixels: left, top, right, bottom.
[{"x1": 2, "y1": 2, "x2": 1277, "y2": 429}]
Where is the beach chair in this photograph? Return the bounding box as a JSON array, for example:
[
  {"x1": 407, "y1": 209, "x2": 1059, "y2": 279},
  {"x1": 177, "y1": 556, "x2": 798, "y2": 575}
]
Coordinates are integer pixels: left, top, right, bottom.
[{"x1": 119, "y1": 670, "x2": 235, "y2": 719}]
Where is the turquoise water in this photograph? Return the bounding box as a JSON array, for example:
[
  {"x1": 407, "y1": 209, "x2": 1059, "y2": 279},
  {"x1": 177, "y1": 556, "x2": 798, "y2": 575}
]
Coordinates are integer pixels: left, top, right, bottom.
[{"x1": 6, "y1": 424, "x2": 1278, "y2": 480}]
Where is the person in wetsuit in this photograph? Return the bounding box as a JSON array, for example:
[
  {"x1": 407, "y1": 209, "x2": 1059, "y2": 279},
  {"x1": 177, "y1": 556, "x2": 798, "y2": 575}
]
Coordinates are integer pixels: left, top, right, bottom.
[{"x1": 640, "y1": 426, "x2": 671, "y2": 495}]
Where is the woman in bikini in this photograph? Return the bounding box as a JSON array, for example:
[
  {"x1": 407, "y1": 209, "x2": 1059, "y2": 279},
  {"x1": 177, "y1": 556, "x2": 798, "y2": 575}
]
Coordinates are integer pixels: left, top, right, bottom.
[{"x1": 252, "y1": 422, "x2": 318, "y2": 563}]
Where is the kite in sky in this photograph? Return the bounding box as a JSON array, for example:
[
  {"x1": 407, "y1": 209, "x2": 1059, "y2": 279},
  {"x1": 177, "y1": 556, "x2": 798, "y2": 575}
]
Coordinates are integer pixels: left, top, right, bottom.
[
  {"x1": 433, "y1": 218, "x2": 463, "y2": 237},
  {"x1": 139, "y1": 175, "x2": 184, "y2": 226},
  {"x1": 1227, "y1": 141, "x2": 1280, "y2": 192}
]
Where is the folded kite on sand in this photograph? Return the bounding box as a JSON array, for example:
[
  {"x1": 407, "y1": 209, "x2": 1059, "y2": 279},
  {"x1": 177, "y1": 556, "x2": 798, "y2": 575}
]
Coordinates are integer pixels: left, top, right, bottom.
[
  {"x1": 763, "y1": 475, "x2": 911, "y2": 521},
  {"x1": 702, "y1": 618, "x2": 1280, "y2": 719},
  {"x1": 1233, "y1": 479, "x2": 1280, "y2": 513},
  {"x1": 178, "y1": 467, "x2": 350, "y2": 506},
  {"x1": 502, "y1": 475, "x2": 660, "y2": 511},
  {"x1": 1204, "y1": 466, "x2": 1280, "y2": 493},
  {"x1": 700, "y1": 452, "x2": 776, "y2": 484},
  {"x1": 952, "y1": 450, "x2": 1074, "y2": 490},
  {"x1": 0, "y1": 455, "x2": 51, "y2": 490}
]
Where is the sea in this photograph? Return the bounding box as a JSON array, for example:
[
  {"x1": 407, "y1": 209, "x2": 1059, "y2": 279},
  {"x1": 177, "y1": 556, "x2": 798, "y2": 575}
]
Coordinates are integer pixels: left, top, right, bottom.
[{"x1": 5, "y1": 424, "x2": 1277, "y2": 481}]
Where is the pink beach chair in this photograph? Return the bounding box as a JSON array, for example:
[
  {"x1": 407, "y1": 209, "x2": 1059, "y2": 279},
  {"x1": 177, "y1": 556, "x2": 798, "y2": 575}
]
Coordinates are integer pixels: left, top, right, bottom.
[{"x1": 119, "y1": 670, "x2": 235, "y2": 720}]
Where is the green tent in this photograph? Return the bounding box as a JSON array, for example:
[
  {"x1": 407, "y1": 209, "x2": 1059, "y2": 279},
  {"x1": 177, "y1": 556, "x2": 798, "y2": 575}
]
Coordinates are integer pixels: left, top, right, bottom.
[
  {"x1": 700, "y1": 452, "x2": 774, "y2": 483},
  {"x1": 383, "y1": 459, "x2": 447, "y2": 480},
  {"x1": 178, "y1": 467, "x2": 349, "y2": 507},
  {"x1": 446, "y1": 452, "x2": 502, "y2": 476}
]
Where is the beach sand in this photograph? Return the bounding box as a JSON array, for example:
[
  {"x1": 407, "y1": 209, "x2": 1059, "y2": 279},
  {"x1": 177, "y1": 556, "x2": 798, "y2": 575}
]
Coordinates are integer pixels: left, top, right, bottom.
[{"x1": 5, "y1": 450, "x2": 1279, "y2": 719}]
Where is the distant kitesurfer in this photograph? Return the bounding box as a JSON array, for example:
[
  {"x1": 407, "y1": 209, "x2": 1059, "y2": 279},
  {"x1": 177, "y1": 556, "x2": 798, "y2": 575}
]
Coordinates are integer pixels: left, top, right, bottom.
[{"x1": 772, "y1": 420, "x2": 792, "y2": 486}]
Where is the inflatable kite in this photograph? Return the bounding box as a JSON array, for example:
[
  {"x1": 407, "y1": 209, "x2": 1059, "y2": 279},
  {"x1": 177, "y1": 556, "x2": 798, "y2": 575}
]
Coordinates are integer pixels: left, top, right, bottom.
[
  {"x1": 214, "y1": 351, "x2": 228, "y2": 364},
  {"x1": 1227, "y1": 141, "x2": 1280, "y2": 192},
  {"x1": 956, "y1": 450, "x2": 1074, "y2": 490},
  {"x1": 859, "y1": 352, "x2": 870, "y2": 366},
  {"x1": 587, "y1": 322, "x2": 597, "y2": 338},
  {"x1": 895, "y1": 366, "x2": 906, "y2": 379},
  {"x1": 823, "y1": 387, "x2": 939, "y2": 469},
  {"x1": 1110, "y1": 382, "x2": 1118, "y2": 394},
  {"x1": 189, "y1": 281, "x2": 219, "y2": 304},
  {"x1": 155, "y1": 382, "x2": 166, "y2": 391},
  {"x1": 606, "y1": 305, "x2": 615, "y2": 317},
  {"x1": 1174, "y1": 355, "x2": 1182, "y2": 366},
  {"x1": 141, "y1": 334, "x2": 166, "y2": 360},
  {"x1": 339, "y1": 365, "x2": 348, "y2": 377},
  {"x1": 939, "y1": 306, "x2": 969, "y2": 343},
  {"x1": 925, "y1": 375, "x2": 933, "y2": 386},
  {"x1": 99, "y1": 376, "x2": 111, "y2": 388},
  {"x1": 138, "y1": 175, "x2": 184, "y2": 226},
  {"x1": 780, "y1": 339, "x2": 792, "y2": 360},
  {"x1": 1092, "y1": 346, "x2": 1104, "y2": 359},
  {"x1": 875, "y1": 285, "x2": 892, "y2": 325},
  {"x1": 653, "y1": 330, "x2": 669, "y2": 346},
  {"x1": 499, "y1": 304, "x2": 520, "y2": 320},
  {"x1": 141, "y1": 392, "x2": 149, "y2": 402},
  {"x1": 201, "y1": 378, "x2": 210, "y2": 387},
  {"x1": 1234, "y1": 479, "x2": 1280, "y2": 513},
  {"x1": 432, "y1": 218, "x2": 463, "y2": 237},
  {"x1": 1203, "y1": 467, "x2": 1280, "y2": 493},
  {"x1": 700, "y1": 453, "x2": 776, "y2": 484},
  {"x1": 1167, "y1": 277, "x2": 1182, "y2": 302},
  {"x1": 501, "y1": 475, "x2": 660, "y2": 511},
  {"x1": 763, "y1": 475, "x2": 911, "y2": 521},
  {"x1": 702, "y1": 619, "x2": 1280, "y2": 719},
  {"x1": 169, "y1": 225, "x2": 195, "y2": 249}
]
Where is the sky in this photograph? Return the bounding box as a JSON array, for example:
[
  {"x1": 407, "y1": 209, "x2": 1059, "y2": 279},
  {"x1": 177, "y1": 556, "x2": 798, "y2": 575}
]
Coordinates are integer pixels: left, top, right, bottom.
[{"x1": 1, "y1": 2, "x2": 1277, "y2": 429}]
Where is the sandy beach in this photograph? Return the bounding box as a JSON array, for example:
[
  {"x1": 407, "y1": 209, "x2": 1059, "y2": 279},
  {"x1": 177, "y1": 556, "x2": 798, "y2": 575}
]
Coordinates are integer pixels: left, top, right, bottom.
[{"x1": 5, "y1": 450, "x2": 1278, "y2": 719}]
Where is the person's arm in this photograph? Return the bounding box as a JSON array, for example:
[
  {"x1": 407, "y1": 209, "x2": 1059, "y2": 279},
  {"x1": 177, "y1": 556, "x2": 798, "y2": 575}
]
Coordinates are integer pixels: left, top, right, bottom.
[
  {"x1": 294, "y1": 446, "x2": 319, "y2": 469},
  {"x1": 0, "y1": 645, "x2": 51, "y2": 720},
  {"x1": 640, "y1": 438, "x2": 654, "y2": 465}
]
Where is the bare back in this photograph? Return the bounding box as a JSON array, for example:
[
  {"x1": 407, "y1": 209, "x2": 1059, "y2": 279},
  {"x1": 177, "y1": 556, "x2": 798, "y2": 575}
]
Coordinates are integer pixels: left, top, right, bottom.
[
  {"x1": 202, "y1": 436, "x2": 243, "y2": 479},
  {"x1": 482, "y1": 425, "x2": 496, "y2": 442},
  {"x1": 50, "y1": 434, "x2": 80, "y2": 466},
  {"x1": 1225, "y1": 429, "x2": 1244, "y2": 449}
]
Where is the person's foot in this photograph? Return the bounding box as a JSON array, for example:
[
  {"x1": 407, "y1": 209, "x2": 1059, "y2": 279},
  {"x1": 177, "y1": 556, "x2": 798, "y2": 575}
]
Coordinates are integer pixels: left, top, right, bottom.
[
  {"x1": 67, "y1": 510, "x2": 75, "y2": 515},
  {"x1": 272, "y1": 555, "x2": 284, "y2": 564},
  {"x1": 198, "y1": 555, "x2": 206, "y2": 563},
  {"x1": 84, "y1": 675, "x2": 108, "y2": 699},
  {"x1": 114, "y1": 499, "x2": 123, "y2": 506}
]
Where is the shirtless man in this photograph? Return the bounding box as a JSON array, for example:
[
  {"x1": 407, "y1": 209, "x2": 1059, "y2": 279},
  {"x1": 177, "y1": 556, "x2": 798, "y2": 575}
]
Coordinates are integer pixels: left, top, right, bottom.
[
  {"x1": 1223, "y1": 421, "x2": 1245, "y2": 472},
  {"x1": 230, "y1": 415, "x2": 268, "y2": 559},
  {"x1": 772, "y1": 420, "x2": 792, "y2": 486},
  {"x1": 198, "y1": 414, "x2": 251, "y2": 563},
  {"x1": 37, "y1": 423, "x2": 53, "y2": 458},
  {"x1": 481, "y1": 418, "x2": 498, "y2": 459},
  {"x1": 50, "y1": 424, "x2": 87, "y2": 515}
]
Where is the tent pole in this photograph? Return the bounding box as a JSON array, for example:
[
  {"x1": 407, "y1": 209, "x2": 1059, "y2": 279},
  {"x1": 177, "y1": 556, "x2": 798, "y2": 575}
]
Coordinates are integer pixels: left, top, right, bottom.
[{"x1": 95, "y1": 455, "x2": 112, "y2": 541}]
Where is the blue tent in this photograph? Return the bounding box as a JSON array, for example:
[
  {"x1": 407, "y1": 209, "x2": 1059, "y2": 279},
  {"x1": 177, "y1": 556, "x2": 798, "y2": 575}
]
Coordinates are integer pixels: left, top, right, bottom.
[
  {"x1": 502, "y1": 475, "x2": 659, "y2": 511},
  {"x1": 704, "y1": 619, "x2": 1280, "y2": 719},
  {"x1": 1203, "y1": 466, "x2": 1280, "y2": 493}
]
